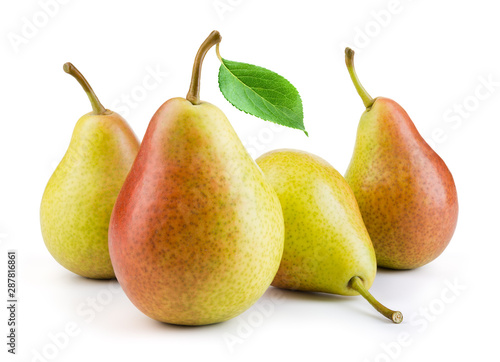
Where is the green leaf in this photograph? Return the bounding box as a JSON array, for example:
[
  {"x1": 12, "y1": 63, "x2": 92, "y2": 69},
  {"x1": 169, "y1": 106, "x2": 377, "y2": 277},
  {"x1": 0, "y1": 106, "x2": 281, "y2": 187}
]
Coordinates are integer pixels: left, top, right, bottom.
[{"x1": 218, "y1": 58, "x2": 307, "y2": 135}]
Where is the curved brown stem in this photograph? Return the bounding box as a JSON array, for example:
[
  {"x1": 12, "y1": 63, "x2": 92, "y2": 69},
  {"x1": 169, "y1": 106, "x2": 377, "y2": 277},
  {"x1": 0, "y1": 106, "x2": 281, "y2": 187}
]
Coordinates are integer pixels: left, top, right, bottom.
[
  {"x1": 186, "y1": 30, "x2": 222, "y2": 105},
  {"x1": 349, "y1": 276, "x2": 403, "y2": 324},
  {"x1": 63, "y1": 62, "x2": 107, "y2": 115}
]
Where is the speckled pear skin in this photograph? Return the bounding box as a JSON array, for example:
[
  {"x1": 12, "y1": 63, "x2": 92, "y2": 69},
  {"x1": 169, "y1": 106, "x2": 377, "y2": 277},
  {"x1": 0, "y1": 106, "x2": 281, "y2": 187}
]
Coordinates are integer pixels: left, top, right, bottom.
[
  {"x1": 108, "y1": 98, "x2": 284, "y2": 326},
  {"x1": 40, "y1": 111, "x2": 140, "y2": 279},
  {"x1": 345, "y1": 97, "x2": 458, "y2": 269},
  {"x1": 256, "y1": 149, "x2": 376, "y2": 296}
]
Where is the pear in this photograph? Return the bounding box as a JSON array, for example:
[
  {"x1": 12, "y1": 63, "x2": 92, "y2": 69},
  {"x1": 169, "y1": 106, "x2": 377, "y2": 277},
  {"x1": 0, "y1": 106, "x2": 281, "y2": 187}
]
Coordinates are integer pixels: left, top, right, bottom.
[
  {"x1": 257, "y1": 149, "x2": 402, "y2": 323},
  {"x1": 40, "y1": 63, "x2": 140, "y2": 279},
  {"x1": 343, "y1": 48, "x2": 458, "y2": 270},
  {"x1": 108, "y1": 31, "x2": 285, "y2": 326}
]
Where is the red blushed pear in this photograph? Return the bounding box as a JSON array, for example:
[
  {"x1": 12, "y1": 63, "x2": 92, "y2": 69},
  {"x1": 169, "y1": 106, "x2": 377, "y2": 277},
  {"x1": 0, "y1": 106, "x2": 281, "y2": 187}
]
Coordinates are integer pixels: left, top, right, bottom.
[
  {"x1": 108, "y1": 31, "x2": 285, "y2": 325},
  {"x1": 344, "y1": 48, "x2": 458, "y2": 270}
]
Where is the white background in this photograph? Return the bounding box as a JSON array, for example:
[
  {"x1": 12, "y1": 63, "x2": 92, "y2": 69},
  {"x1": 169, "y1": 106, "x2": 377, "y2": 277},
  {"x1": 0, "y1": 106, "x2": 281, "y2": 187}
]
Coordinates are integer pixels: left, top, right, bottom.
[{"x1": 1, "y1": 0, "x2": 498, "y2": 361}]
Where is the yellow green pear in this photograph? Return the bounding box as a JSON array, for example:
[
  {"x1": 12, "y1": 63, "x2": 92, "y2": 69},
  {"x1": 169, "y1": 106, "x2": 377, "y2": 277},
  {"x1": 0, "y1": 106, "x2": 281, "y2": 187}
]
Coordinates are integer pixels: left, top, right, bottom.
[
  {"x1": 40, "y1": 63, "x2": 140, "y2": 279},
  {"x1": 257, "y1": 149, "x2": 402, "y2": 323}
]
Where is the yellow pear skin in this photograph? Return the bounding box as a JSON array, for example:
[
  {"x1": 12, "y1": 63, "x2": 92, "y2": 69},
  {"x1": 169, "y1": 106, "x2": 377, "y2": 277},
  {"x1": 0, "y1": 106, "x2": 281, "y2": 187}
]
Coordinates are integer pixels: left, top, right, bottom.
[
  {"x1": 40, "y1": 63, "x2": 140, "y2": 279},
  {"x1": 257, "y1": 149, "x2": 402, "y2": 323},
  {"x1": 257, "y1": 149, "x2": 376, "y2": 295}
]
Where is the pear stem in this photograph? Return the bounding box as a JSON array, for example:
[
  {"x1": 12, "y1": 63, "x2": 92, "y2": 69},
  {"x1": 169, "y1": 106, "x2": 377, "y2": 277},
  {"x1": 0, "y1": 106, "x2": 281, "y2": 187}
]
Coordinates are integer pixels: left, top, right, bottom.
[
  {"x1": 345, "y1": 48, "x2": 374, "y2": 109},
  {"x1": 349, "y1": 276, "x2": 403, "y2": 324},
  {"x1": 186, "y1": 30, "x2": 222, "y2": 105},
  {"x1": 63, "y1": 62, "x2": 106, "y2": 115},
  {"x1": 215, "y1": 43, "x2": 222, "y2": 62}
]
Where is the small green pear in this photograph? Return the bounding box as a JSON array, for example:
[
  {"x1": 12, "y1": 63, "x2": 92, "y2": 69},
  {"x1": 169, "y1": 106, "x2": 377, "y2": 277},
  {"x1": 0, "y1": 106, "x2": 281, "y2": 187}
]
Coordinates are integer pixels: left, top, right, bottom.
[
  {"x1": 40, "y1": 63, "x2": 140, "y2": 279},
  {"x1": 257, "y1": 149, "x2": 402, "y2": 323}
]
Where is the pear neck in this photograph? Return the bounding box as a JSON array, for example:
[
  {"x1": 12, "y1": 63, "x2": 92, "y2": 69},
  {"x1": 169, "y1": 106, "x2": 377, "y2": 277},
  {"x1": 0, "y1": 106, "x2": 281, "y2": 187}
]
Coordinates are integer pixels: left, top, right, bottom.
[
  {"x1": 186, "y1": 30, "x2": 222, "y2": 105},
  {"x1": 63, "y1": 62, "x2": 107, "y2": 115}
]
